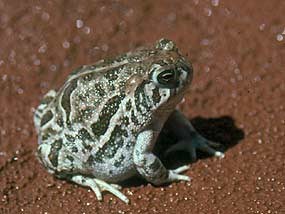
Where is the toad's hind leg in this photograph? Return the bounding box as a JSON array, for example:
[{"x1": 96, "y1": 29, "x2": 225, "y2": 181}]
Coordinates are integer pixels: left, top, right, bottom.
[
  {"x1": 71, "y1": 175, "x2": 129, "y2": 204},
  {"x1": 164, "y1": 110, "x2": 225, "y2": 160}
]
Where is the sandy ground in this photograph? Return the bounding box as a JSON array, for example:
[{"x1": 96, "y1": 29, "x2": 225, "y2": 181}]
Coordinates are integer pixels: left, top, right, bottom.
[{"x1": 0, "y1": 0, "x2": 284, "y2": 213}]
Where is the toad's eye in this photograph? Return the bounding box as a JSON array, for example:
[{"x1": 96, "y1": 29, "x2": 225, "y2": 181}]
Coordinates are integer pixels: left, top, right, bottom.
[
  {"x1": 152, "y1": 68, "x2": 179, "y2": 89},
  {"x1": 158, "y1": 70, "x2": 175, "y2": 83}
]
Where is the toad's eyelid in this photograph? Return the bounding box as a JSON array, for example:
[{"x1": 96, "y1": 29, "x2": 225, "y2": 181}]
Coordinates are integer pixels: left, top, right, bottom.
[{"x1": 161, "y1": 72, "x2": 174, "y2": 78}]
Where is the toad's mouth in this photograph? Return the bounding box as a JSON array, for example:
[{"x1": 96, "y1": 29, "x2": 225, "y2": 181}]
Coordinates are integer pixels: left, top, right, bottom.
[{"x1": 169, "y1": 87, "x2": 185, "y2": 103}]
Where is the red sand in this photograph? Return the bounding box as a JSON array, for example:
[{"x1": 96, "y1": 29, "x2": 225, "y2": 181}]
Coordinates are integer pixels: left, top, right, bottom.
[{"x1": 0, "y1": 0, "x2": 284, "y2": 213}]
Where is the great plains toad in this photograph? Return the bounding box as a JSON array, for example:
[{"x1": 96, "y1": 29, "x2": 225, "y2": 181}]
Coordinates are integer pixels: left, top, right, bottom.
[{"x1": 34, "y1": 38, "x2": 224, "y2": 203}]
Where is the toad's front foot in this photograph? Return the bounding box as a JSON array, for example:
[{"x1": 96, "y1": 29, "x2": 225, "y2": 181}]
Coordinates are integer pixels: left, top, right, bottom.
[
  {"x1": 71, "y1": 175, "x2": 129, "y2": 204},
  {"x1": 168, "y1": 165, "x2": 191, "y2": 182}
]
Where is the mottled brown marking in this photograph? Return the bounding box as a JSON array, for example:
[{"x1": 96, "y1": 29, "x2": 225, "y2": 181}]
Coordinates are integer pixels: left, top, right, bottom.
[
  {"x1": 61, "y1": 80, "x2": 78, "y2": 124},
  {"x1": 48, "y1": 139, "x2": 63, "y2": 167},
  {"x1": 40, "y1": 110, "x2": 53, "y2": 127}
]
